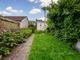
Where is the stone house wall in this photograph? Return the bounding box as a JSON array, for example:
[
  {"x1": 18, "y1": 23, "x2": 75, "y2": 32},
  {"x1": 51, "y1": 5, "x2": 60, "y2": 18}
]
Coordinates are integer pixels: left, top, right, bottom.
[
  {"x1": 20, "y1": 18, "x2": 28, "y2": 28},
  {"x1": 0, "y1": 17, "x2": 19, "y2": 32}
]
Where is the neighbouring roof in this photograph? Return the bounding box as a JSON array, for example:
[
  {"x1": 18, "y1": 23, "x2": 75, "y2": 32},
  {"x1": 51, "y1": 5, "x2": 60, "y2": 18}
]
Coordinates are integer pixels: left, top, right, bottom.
[
  {"x1": 36, "y1": 20, "x2": 45, "y2": 22},
  {"x1": 5, "y1": 16, "x2": 28, "y2": 22}
]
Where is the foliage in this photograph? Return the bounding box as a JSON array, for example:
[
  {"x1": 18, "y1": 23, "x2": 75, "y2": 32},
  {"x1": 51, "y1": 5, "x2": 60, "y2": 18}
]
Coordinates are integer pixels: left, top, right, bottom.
[
  {"x1": 0, "y1": 47, "x2": 11, "y2": 56},
  {"x1": 35, "y1": 30, "x2": 46, "y2": 34},
  {"x1": 46, "y1": 0, "x2": 80, "y2": 46},
  {"x1": 28, "y1": 34, "x2": 80, "y2": 60},
  {"x1": 0, "y1": 29, "x2": 32, "y2": 56}
]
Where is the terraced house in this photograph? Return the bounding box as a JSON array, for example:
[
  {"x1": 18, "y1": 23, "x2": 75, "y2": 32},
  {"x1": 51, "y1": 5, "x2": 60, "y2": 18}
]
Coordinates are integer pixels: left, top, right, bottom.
[{"x1": 0, "y1": 16, "x2": 28, "y2": 32}]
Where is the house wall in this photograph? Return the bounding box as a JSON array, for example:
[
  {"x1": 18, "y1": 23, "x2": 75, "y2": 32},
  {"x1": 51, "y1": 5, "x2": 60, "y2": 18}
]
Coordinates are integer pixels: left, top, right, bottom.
[
  {"x1": 37, "y1": 21, "x2": 47, "y2": 31},
  {"x1": 20, "y1": 18, "x2": 28, "y2": 28},
  {"x1": 0, "y1": 17, "x2": 19, "y2": 32}
]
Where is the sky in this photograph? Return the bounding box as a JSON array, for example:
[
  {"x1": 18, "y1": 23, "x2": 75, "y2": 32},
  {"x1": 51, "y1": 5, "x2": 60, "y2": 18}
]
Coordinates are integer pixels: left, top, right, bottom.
[{"x1": 0, "y1": 0, "x2": 58, "y2": 21}]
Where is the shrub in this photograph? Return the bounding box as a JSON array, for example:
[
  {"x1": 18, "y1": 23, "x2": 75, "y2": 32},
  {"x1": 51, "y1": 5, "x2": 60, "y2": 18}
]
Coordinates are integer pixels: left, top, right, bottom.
[
  {"x1": 0, "y1": 47, "x2": 11, "y2": 56},
  {"x1": 46, "y1": 0, "x2": 80, "y2": 47},
  {"x1": 0, "y1": 29, "x2": 32, "y2": 56}
]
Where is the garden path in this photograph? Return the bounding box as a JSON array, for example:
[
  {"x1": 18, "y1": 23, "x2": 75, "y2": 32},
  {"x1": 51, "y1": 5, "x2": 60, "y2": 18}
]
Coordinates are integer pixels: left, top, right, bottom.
[{"x1": 3, "y1": 34, "x2": 35, "y2": 60}]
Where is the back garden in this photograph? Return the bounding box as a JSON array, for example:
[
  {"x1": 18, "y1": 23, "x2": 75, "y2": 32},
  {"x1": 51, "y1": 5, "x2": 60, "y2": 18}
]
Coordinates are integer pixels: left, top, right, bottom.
[{"x1": 0, "y1": 0, "x2": 80, "y2": 60}]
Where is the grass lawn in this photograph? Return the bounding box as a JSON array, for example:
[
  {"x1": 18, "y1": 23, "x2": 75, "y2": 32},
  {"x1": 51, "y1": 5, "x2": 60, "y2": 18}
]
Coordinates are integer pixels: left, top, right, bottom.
[{"x1": 28, "y1": 33, "x2": 80, "y2": 60}]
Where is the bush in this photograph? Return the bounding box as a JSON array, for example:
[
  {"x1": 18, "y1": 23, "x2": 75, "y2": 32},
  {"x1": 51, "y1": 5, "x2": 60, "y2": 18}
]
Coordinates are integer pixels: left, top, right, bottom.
[
  {"x1": 0, "y1": 29, "x2": 32, "y2": 56},
  {"x1": 0, "y1": 47, "x2": 11, "y2": 56},
  {"x1": 46, "y1": 0, "x2": 80, "y2": 47}
]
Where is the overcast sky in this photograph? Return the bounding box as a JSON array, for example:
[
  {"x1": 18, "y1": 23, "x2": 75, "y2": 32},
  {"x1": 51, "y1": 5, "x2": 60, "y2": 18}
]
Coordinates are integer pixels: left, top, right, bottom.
[{"x1": 0, "y1": 0, "x2": 58, "y2": 21}]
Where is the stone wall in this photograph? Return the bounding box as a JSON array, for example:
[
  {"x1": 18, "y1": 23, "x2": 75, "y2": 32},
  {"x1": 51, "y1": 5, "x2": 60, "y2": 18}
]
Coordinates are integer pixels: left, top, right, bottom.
[{"x1": 0, "y1": 17, "x2": 19, "y2": 32}]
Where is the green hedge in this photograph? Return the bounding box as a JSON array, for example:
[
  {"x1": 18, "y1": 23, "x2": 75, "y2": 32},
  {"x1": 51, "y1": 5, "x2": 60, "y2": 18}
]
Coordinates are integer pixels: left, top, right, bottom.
[
  {"x1": 0, "y1": 29, "x2": 32, "y2": 56},
  {"x1": 46, "y1": 0, "x2": 80, "y2": 47}
]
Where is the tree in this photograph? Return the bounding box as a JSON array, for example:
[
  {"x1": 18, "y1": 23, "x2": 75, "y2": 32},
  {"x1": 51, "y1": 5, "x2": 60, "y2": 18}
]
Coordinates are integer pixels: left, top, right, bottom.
[{"x1": 42, "y1": 7, "x2": 48, "y2": 21}]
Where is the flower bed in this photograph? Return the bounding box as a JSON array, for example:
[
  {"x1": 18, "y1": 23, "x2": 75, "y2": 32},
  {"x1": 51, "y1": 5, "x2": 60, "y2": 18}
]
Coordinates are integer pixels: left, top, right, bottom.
[{"x1": 0, "y1": 29, "x2": 32, "y2": 56}]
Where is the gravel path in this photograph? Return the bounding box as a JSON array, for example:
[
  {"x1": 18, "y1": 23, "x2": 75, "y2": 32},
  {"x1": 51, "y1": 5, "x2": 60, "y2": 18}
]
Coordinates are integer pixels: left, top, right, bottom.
[{"x1": 3, "y1": 34, "x2": 34, "y2": 60}]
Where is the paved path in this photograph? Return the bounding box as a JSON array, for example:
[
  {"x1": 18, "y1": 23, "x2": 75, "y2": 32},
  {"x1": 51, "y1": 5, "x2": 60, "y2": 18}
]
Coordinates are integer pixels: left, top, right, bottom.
[{"x1": 3, "y1": 34, "x2": 34, "y2": 60}]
